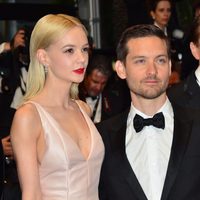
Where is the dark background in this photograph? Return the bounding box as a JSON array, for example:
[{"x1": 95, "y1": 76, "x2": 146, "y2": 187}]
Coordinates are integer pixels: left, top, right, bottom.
[
  {"x1": 100, "y1": 0, "x2": 196, "y2": 51},
  {"x1": 0, "y1": 0, "x2": 197, "y2": 51}
]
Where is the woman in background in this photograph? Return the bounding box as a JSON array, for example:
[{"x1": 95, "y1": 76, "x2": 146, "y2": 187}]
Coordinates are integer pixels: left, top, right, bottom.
[
  {"x1": 146, "y1": 0, "x2": 181, "y2": 87},
  {"x1": 147, "y1": 0, "x2": 172, "y2": 35},
  {"x1": 10, "y1": 14, "x2": 104, "y2": 200}
]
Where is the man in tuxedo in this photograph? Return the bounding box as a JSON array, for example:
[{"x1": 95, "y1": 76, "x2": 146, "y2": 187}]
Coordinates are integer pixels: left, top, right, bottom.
[
  {"x1": 79, "y1": 52, "x2": 130, "y2": 123},
  {"x1": 97, "y1": 24, "x2": 200, "y2": 200},
  {"x1": 167, "y1": 16, "x2": 200, "y2": 108}
]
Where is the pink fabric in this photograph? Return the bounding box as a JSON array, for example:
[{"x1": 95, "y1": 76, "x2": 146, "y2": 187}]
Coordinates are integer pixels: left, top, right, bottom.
[{"x1": 29, "y1": 101, "x2": 104, "y2": 200}]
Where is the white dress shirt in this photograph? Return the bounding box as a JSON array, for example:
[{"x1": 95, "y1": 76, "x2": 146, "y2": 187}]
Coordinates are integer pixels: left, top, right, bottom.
[
  {"x1": 86, "y1": 94, "x2": 102, "y2": 123},
  {"x1": 154, "y1": 22, "x2": 167, "y2": 36},
  {"x1": 195, "y1": 66, "x2": 200, "y2": 86},
  {"x1": 126, "y1": 98, "x2": 174, "y2": 200}
]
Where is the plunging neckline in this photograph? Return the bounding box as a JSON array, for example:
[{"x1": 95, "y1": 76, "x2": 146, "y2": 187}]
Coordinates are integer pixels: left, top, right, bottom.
[{"x1": 28, "y1": 100, "x2": 93, "y2": 161}]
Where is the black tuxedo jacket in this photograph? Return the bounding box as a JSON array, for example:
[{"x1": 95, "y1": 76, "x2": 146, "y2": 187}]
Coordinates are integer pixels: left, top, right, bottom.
[
  {"x1": 167, "y1": 71, "x2": 200, "y2": 108},
  {"x1": 97, "y1": 103, "x2": 200, "y2": 200}
]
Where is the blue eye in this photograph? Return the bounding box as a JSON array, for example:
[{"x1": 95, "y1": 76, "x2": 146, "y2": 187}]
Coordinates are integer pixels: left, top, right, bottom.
[{"x1": 156, "y1": 58, "x2": 167, "y2": 64}]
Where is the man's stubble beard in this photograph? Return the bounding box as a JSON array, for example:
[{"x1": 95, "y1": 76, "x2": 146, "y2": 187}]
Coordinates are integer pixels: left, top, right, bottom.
[{"x1": 130, "y1": 80, "x2": 169, "y2": 100}]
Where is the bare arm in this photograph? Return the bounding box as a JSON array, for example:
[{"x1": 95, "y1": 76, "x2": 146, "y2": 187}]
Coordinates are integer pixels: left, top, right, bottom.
[{"x1": 10, "y1": 104, "x2": 43, "y2": 200}]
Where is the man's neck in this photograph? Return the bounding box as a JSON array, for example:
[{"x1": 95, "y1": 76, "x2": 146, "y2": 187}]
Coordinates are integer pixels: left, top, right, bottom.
[{"x1": 131, "y1": 94, "x2": 167, "y2": 116}]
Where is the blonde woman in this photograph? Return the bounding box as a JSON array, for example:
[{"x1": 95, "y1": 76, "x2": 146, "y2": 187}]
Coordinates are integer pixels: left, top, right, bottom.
[{"x1": 10, "y1": 14, "x2": 104, "y2": 200}]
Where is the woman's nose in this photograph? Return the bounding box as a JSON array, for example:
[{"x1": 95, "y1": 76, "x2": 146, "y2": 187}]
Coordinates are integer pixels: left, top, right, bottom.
[{"x1": 77, "y1": 50, "x2": 87, "y2": 62}]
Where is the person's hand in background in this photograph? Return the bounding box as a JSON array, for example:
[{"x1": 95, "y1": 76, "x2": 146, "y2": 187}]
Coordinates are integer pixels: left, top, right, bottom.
[{"x1": 2, "y1": 135, "x2": 13, "y2": 160}]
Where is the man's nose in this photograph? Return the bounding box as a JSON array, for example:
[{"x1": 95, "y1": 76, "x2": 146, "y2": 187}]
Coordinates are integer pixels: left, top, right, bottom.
[{"x1": 146, "y1": 62, "x2": 157, "y2": 76}]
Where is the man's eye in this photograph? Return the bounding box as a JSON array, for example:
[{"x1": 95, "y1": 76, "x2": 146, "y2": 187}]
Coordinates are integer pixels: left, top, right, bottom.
[
  {"x1": 134, "y1": 59, "x2": 145, "y2": 64},
  {"x1": 157, "y1": 58, "x2": 167, "y2": 64}
]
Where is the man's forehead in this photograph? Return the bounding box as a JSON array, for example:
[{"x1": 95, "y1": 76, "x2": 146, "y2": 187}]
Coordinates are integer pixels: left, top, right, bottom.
[{"x1": 127, "y1": 37, "x2": 168, "y2": 54}]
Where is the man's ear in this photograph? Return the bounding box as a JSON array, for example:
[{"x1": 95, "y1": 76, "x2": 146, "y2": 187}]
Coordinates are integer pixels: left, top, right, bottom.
[
  {"x1": 169, "y1": 60, "x2": 172, "y2": 76},
  {"x1": 36, "y1": 49, "x2": 49, "y2": 66},
  {"x1": 114, "y1": 60, "x2": 127, "y2": 79},
  {"x1": 190, "y1": 42, "x2": 200, "y2": 60}
]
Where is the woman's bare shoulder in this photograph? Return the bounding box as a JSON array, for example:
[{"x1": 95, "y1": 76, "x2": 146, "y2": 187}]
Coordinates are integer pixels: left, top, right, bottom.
[
  {"x1": 15, "y1": 102, "x2": 39, "y2": 122},
  {"x1": 11, "y1": 102, "x2": 42, "y2": 138},
  {"x1": 76, "y1": 100, "x2": 92, "y2": 117}
]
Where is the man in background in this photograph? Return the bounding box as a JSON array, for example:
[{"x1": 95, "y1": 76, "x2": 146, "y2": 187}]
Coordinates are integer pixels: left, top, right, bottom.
[{"x1": 79, "y1": 52, "x2": 130, "y2": 123}]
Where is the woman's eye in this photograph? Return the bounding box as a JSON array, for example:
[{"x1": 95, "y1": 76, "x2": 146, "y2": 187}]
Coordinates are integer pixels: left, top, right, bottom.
[
  {"x1": 82, "y1": 47, "x2": 90, "y2": 53},
  {"x1": 65, "y1": 48, "x2": 74, "y2": 53},
  {"x1": 167, "y1": 8, "x2": 171, "y2": 13}
]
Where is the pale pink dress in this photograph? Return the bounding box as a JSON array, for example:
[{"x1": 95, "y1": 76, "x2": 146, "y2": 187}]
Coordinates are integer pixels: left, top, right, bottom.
[{"x1": 28, "y1": 101, "x2": 104, "y2": 200}]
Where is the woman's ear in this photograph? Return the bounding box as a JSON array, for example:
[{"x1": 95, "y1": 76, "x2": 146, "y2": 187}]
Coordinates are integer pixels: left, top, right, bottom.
[
  {"x1": 190, "y1": 42, "x2": 200, "y2": 60},
  {"x1": 114, "y1": 60, "x2": 127, "y2": 79},
  {"x1": 150, "y1": 11, "x2": 155, "y2": 20},
  {"x1": 36, "y1": 49, "x2": 49, "y2": 65}
]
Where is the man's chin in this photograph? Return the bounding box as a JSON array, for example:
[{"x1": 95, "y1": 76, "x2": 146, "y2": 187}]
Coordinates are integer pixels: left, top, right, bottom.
[{"x1": 136, "y1": 88, "x2": 166, "y2": 99}]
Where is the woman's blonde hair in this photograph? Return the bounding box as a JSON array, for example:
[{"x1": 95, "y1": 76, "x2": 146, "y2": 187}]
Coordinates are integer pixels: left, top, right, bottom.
[{"x1": 23, "y1": 14, "x2": 87, "y2": 103}]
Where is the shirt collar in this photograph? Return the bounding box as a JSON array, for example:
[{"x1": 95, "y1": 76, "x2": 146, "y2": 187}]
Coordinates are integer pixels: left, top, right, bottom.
[
  {"x1": 129, "y1": 98, "x2": 173, "y2": 120},
  {"x1": 154, "y1": 22, "x2": 167, "y2": 36}
]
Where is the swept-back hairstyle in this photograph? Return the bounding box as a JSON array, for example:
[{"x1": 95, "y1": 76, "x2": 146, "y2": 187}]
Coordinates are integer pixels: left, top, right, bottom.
[
  {"x1": 23, "y1": 14, "x2": 87, "y2": 102},
  {"x1": 116, "y1": 24, "x2": 171, "y2": 63}
]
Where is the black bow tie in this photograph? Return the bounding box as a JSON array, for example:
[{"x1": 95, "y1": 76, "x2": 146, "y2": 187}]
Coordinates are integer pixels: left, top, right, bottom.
[{"x1": 133, "y1": 112, "x2": 165, "y2": 133}]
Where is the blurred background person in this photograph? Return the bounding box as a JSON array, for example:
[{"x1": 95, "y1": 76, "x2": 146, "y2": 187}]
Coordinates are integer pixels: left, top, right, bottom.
[
  {"x1": 180, "y1": 1, "x2": 200, "y2": 80},
  {"x1": 168, "y1": 15, "x2": 200, "y2": 109},
  {"x1": 146, "y1": 0, "x2": 183, "y2": 86},
  {"x1": 0, "y1": 29, "x2": 25, "y2": 54},
  {"x1": 0, "y1": 26, "x2": 32, "y2": 200},
  {"x1": 147, "y1": 0, "x2": 172, "y2": 35},
  {"x1": 79, "y1": 52, "x2": 130, "y2": 123}
]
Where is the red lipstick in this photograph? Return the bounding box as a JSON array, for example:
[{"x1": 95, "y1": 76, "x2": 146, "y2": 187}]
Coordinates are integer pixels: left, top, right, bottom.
[{"x1": 73, "y1": 68, "x2": 85, "y2": 74}]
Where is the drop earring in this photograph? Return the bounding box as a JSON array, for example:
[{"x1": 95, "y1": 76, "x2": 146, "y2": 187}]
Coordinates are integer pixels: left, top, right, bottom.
[{"x1": 44, "y1": 65, "x2": 48, "y2": 74}]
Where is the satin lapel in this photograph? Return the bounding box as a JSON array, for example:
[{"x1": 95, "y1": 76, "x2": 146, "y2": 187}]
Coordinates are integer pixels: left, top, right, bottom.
[
  {"x1": 161, "y1": 115, "x2": 192, "y2": 200},
  {"x1": 109, "y1": 113, "x2": 148, "y2": 200}
]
